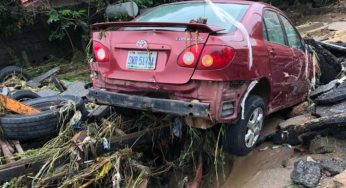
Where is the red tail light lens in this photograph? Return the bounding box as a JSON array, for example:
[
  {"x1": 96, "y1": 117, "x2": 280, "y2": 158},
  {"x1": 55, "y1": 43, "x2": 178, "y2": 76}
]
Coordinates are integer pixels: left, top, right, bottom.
[
  {"x1": 93, "y1": 41, "x2": 109, "y2": 62},
  {"x1": 197, "y1": 46, "x2": 236, "y2": 70},
  {"x1": 177, "y1": 44, "x2": 204, "y2": 68}
]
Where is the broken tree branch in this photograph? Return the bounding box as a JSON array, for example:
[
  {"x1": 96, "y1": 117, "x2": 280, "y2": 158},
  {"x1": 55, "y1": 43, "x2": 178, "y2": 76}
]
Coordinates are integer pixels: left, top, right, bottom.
[{"x1": 0, "y1": 124, "x2": 170, "y2": 182}]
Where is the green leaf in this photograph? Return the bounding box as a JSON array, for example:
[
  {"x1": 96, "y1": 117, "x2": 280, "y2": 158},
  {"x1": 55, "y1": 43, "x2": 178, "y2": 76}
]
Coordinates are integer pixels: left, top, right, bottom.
[
  {"x1": 60, "y1": 9, "x2": 72, "y2": 16},
  {"x1": 47, "y1": 10, "x2": 60, "y2": 24}
]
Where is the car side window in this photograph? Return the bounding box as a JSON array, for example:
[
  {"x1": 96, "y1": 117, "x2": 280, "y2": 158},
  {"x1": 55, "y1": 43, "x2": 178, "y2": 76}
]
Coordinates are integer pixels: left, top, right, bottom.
[
  {"x1": 280, "y1": 15, "x2": 303, "y2": 50},
  {"x1": 263, "y1": 11, "x2": 285, "y2": 45}
]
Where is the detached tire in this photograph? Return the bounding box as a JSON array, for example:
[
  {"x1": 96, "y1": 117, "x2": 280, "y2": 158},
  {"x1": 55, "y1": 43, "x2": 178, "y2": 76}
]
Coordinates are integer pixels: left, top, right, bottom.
[
  {"x1": 0, "y1": 66, "x2": 30, "y2": 83},
  {"x1": 223, "y1": 95, "x2": 265, "y2": 156},
  {"x1": 10, "y1": 90, "x2": 40, "y2": 102},
  {"x1": 0, "y1": 95, "x2": 85, "y2": 140}
]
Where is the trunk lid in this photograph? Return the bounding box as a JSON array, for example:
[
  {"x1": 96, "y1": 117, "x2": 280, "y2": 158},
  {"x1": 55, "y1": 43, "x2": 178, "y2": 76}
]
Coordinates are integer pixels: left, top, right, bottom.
[{"x1": 92, "y1": 22, "x2": 219, "y2": 84}]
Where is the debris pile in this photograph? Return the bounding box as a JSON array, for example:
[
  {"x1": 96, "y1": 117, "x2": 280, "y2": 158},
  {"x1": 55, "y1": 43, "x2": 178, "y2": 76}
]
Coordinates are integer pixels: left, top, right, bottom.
[{"x1": 0, "y1": 69, "x2": 227, "y2": 188}]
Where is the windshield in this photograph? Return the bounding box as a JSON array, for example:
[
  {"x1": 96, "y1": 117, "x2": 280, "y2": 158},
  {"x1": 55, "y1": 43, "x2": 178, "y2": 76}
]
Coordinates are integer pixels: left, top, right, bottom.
[{"x1": 127, "y1": 3, "x2": 249, "y2": 33}]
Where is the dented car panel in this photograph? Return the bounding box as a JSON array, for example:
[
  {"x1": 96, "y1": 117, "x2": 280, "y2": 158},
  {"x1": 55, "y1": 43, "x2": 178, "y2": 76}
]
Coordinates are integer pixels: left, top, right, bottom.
[{"x1": 88, "y1": 0, "x2": 311, "y2": 128}]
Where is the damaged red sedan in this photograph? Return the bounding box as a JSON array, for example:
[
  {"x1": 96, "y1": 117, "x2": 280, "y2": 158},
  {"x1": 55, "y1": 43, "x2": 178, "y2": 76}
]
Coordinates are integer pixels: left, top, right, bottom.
[{"x1": 88, "y1": 0, "x2": 312, "y2": 155}]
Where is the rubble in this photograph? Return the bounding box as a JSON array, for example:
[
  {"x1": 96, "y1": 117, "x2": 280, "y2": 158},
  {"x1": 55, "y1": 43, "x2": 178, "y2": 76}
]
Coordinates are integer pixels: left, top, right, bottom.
[
  {"x1": 310, "y1": 79, "x2": 338, "y2": 98},
  {"x1": 291, "y1": 160, "x2": 322, "y2": 188},
  {"x1": 316, "y1": 100, "x2": 346, "y2": 117},
  {"x1": 309, "y1": 136, "x2": 336, "y2": 154},
  {"x1": 320, "y1": 159, "x2": 345, "y2": 176},
  {"x1": 315, "y1": 85, "x2": 346, "y2": 104},
  {"x1": 61, "y1": 81, "x2": 89, "y2": 98},
  {"x1": 286, "y1": 102, "x2": 310, "y2": 118},
  {"x1": 305, "y1": 38, "x2": 342, "y2": 84},
  {"x1": 278, "y1": 114, "x2": 316, "y2": 130}
]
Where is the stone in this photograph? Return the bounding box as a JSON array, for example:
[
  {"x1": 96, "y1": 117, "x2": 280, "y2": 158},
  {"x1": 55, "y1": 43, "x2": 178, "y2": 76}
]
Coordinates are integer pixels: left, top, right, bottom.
[
  {"x1": 287, "y1": 102, "x2": 310, "y2": 118},
  {"x1": 307, "y1": 156, "x2": 316, "y2": 162},
  {"x1": 309, "y1": 136, "x2": 336, "y2": 154},
  {"x1": 278, "y1": 114, "x2": 315, "y2": 129},
  {"x1": 320, "y1": 159, "x2": 345, "y2": 176},
  {"x1": 291, "y1": 160, "x2": 322, "y2": 188}
]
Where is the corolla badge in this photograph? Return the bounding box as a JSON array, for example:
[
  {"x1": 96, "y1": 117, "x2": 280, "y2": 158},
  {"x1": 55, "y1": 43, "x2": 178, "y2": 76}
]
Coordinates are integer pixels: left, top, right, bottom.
[{"x1": 136, "y1": 40, "x2": 148, "y2": 48}]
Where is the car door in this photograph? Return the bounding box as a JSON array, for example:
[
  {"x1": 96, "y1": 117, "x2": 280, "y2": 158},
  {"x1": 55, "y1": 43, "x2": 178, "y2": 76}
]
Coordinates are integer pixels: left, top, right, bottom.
[
  {"x1": 279, "y1": 15, "x2": 308, "y2": 102},
  {"x1": 263, "y1": 10, "x2": 295, "y2": 110}
]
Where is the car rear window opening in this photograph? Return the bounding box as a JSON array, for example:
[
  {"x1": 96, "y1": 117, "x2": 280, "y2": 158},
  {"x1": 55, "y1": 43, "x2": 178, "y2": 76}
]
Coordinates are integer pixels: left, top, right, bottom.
[{"x1": 129, "y1": 3, "x2": 249, "y2": 33}]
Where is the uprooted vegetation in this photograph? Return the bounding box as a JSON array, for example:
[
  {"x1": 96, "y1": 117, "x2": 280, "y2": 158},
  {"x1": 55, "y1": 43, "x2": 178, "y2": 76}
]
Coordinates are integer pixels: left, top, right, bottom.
[{"x1": 0, "y1": 104, "x2": 232, "y2": 187}]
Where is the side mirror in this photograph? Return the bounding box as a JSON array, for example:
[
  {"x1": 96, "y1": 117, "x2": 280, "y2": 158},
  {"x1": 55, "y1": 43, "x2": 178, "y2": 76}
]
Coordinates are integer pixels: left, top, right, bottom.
[{"x1": 106, "y1": 2, "x2": 139, "y2": 18}]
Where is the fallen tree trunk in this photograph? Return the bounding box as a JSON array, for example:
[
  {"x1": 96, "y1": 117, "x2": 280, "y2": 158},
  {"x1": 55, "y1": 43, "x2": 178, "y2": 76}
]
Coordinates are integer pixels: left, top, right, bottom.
[
  {"x1": 292, "y1": 112, "x2": 346, "y2": 134},
  {"x1": 262, "y1": 112, "x2": 346, "y2": 146}
]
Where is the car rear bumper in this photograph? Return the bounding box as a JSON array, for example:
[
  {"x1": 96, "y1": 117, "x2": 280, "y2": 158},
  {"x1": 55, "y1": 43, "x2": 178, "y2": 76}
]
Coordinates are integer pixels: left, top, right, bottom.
[{"x1": 88, "y1": 88, "x2": 211, "y2": 118}]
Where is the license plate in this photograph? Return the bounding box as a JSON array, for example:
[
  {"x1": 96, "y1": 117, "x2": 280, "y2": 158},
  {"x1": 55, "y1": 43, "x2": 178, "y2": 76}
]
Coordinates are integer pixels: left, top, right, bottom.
[{"x1": 126, "y1": 51, "x2": 158, "y2": 70}]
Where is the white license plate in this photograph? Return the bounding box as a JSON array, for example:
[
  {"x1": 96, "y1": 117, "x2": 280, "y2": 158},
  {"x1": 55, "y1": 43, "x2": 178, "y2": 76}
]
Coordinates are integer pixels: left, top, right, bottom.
[{"x1": 126, "y1": 51, "x2": 158, "y2": 70}]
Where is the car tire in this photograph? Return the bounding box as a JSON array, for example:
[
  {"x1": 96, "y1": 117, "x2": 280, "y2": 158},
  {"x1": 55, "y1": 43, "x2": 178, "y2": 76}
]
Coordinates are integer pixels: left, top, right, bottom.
[
  {"x1": 223, "y1": 95, "x2": 265, "y2": 156},
  {"x1": 0, "y1": 66, "x2": 31, "y2": 83},
  {"x1": 10, "y1": 90, "x2": 40, "y2": 102},
  {"x1": 0, "y1": 95, "x2": 85, "y2": 140}
]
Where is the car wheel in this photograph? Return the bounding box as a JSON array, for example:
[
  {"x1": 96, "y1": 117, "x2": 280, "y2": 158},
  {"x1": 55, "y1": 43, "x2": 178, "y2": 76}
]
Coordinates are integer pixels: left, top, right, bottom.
[
  {"x1": 0, "y1": 66, "x2": 31, "y2": 87},
  {"x1": 10, "y1": 90, "x2": 40, "y2": 102},
  {"x1": 223, "y1": 95, "x2": 265, "y2": 156},
  {"x1": 0, "y1": 95, "x2": 85, "y2": 140}
]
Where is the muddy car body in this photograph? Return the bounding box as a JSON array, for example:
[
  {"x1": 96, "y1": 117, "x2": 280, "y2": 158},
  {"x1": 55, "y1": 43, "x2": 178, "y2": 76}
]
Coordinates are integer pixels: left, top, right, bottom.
[{"x1": 88, "y1": 0, "x2": 313, "y2": 155}]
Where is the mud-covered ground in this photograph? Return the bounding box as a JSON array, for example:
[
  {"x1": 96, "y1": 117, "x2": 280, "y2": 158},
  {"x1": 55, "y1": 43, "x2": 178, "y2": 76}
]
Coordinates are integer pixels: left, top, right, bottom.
[{"x1": 222, "y1": 4, "x2": 346, "y2": 187}]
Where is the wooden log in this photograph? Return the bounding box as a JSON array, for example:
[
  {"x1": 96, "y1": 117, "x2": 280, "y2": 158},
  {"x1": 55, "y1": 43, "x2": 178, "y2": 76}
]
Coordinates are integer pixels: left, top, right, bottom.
[
  {"x1": 11, "y1": 140, "x2": 24, "y2": 153},
  {"x1": 292, "y1": 112, "x2": 346, "y2": 134},
  {"x1": 26, "y1": 67, "x2": 60, "y2": 88},
  {"x1": 0, "y1": 139, "x2": 14, "y2": 163}
]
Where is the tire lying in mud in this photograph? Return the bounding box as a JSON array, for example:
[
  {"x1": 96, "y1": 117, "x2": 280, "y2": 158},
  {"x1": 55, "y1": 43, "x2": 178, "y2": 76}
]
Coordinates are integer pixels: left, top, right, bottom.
[
  {"x1": 0, "y1": 66, "x2": 31, "y2": 83},
  {"x1": 10, "y1": 90, "x2": 40, "y2": 102},
  {"x1": 0, "y1": 95, "x2": 85, "y2": 140}
]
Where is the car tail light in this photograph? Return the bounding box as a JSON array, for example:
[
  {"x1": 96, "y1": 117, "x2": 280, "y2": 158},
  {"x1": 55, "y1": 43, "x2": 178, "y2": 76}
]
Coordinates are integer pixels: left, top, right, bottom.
[
  {"x1": 178, "y1": 44, "x2": 204, "y2": 68},
  {"x1": 197, "y1": 45, "x2": 236, "y2": 70},
  {"x1": 93, "y1": 41, "x2": 109, "y2": 62}
]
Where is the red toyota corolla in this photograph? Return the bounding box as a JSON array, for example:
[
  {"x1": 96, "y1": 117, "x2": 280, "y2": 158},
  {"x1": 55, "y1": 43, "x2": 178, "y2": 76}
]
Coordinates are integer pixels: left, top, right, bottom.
[{"x1": 88, "y1": 0, "x2": 312, "y2": 155}]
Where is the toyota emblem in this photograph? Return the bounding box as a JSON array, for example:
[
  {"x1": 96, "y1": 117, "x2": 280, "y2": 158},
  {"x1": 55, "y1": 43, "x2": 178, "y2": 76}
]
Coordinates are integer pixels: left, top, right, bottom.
[{"x1": 136, "y1": 40, "x2": 147, "y2": 48}]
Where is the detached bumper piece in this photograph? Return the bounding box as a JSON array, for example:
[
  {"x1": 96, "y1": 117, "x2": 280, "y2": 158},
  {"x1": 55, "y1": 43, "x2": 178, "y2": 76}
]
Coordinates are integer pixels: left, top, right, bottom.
[{"x1": 88, "y1": 88, "x2": 210, "y2": 118}]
